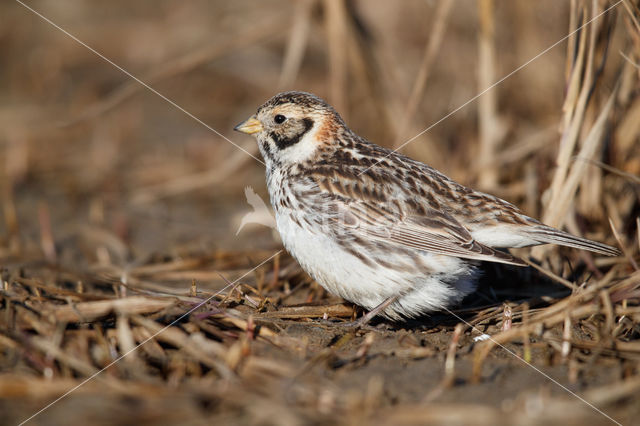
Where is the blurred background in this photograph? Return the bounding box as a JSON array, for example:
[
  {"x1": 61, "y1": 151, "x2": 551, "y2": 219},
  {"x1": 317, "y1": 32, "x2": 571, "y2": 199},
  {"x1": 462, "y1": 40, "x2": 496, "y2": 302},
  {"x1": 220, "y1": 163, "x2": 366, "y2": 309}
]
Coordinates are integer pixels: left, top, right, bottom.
[{"x1": 1, "y1": 1, "x2": 640, "y2": 424}]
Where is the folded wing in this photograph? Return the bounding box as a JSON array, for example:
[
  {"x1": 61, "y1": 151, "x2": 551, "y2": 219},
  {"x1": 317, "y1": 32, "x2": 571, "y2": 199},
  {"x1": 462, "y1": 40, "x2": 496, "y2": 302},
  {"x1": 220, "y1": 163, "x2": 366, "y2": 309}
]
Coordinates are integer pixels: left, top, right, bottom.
[{"x1": 345, "y1": 202, "x2": 526, "y2": 266}]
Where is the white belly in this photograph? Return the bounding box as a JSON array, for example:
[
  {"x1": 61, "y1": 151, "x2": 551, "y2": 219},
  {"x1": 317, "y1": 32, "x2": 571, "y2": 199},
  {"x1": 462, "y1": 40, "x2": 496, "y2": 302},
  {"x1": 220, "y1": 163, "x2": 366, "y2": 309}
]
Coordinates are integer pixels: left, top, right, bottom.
[{"x1": 275, "y1": 211, "x2": 478, "y2": 319}]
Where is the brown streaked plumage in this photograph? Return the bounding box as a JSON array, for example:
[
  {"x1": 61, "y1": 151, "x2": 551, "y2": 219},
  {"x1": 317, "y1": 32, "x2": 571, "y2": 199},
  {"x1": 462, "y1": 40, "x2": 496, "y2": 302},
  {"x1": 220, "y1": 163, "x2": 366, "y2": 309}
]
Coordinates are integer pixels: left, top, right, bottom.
[{"x1": 235, "y1": 91, "x2": 620, "y2": 322}]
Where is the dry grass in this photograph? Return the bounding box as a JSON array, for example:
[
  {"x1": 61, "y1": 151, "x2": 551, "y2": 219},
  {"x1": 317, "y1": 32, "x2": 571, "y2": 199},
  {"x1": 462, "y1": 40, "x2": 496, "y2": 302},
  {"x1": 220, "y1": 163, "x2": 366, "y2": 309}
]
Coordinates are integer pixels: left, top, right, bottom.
[{"x1": 1, "y1": 0, "x2": 640, "y2": 425}]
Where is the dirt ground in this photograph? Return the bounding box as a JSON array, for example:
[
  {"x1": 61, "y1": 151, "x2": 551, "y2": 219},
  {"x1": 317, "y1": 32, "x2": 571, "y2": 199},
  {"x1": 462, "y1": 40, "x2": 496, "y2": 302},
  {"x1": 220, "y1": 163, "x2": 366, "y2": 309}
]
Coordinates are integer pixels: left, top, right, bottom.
[{"x1": 1, "y1": 1, "x2": 640, "y2": 425}]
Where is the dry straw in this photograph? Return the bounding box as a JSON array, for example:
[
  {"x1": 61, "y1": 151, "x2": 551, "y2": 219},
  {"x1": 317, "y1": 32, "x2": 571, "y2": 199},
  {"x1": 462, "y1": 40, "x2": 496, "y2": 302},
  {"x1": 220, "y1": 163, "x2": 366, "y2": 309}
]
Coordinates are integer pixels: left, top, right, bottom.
[{"x1": 1, "y1": 0, "x2": 639, "y2": 424}]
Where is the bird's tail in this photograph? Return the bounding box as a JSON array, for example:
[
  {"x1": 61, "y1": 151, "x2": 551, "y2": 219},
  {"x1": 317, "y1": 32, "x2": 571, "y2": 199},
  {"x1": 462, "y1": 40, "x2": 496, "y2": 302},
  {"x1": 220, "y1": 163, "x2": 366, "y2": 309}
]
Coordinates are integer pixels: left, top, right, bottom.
[{"x1": 524, "y1": 226, "x2": 620, "y2": 256}]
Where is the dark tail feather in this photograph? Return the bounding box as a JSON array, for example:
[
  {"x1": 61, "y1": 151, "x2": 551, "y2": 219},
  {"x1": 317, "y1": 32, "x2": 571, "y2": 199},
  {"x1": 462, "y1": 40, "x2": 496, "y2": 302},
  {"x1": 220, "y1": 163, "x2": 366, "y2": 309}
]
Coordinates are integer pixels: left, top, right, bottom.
[{"x1": 526, "y1": 226, "x2": 621, "y2": 256}]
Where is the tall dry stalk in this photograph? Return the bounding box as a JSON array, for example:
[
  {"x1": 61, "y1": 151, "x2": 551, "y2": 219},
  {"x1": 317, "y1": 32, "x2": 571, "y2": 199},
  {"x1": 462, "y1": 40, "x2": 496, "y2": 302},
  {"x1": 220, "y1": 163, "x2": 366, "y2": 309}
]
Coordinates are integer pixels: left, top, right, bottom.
[
  {"x1": 540, "y1": 0, "x2": 619, "y2": 234},
  {"x1": 324, "y1": 0, "x2": 349, "y2": 116},
  {"x1": 477, "y1": 0, "x2": 502, "y2": 190},
  {"x1": 278, "y1": 0, "x2": 315, "y2": 90},
  {"x1": 393, "y1": 0, "x2": 454, "y2": 147}
]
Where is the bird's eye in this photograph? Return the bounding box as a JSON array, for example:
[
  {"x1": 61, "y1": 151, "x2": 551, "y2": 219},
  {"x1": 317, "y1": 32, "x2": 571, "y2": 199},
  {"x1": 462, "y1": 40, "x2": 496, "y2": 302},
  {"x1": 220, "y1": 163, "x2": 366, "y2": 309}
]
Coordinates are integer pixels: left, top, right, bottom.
[{"x1": 274, "y1": 114, "x2": 287, "y2": 124}]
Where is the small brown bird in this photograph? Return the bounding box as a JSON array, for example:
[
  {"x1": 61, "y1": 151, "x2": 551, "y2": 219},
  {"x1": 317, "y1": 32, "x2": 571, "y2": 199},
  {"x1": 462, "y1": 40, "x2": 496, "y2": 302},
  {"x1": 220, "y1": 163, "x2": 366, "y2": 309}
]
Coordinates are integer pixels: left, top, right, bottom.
[{"x1": 235, "y1": 91, "x2": 619, "y2": 323}]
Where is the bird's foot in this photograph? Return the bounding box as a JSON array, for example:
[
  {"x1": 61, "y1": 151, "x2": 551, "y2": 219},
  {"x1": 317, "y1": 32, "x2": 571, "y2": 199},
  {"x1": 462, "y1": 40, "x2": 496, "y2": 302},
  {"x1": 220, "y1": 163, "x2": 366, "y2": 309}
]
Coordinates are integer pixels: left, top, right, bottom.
[{"x1": 317, "y1": 294, "x2": 399, "y2": 330}]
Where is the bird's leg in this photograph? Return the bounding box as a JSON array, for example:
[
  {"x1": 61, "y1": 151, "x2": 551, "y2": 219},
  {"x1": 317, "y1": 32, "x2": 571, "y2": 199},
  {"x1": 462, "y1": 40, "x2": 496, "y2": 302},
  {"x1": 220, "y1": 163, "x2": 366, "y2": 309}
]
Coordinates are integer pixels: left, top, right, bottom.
[{"x1": 340, "y1": 294, "x2": 399, "y2": 328}]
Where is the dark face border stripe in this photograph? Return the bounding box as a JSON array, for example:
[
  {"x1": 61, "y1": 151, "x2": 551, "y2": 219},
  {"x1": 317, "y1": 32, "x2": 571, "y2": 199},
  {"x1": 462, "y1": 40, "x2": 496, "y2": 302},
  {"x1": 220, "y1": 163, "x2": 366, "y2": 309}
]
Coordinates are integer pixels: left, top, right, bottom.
[
  {"x1": 271, "y1": 118, "x2": 314, "y2": 150},
  {"x1": 261, "y1": 141, "x2": 276, "y2": 162}
]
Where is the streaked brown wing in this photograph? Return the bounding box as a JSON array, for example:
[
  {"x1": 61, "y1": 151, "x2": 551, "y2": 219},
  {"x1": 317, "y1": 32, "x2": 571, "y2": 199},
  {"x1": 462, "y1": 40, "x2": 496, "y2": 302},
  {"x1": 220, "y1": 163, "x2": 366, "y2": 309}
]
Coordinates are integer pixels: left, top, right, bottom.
[
  {"x1": 346, "y1": 201, "x2": 526, "y2": 266},
  {"x1": 298, "y1": 167, "x2": 525, "y2": 266}
]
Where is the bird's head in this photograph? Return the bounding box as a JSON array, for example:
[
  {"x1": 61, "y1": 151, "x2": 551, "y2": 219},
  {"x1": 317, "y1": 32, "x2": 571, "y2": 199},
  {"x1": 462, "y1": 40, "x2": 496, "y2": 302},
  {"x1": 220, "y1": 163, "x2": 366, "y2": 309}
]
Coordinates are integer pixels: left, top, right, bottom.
[{"x1": 234, "y1": 91, "x2": 345, "y2": 166}]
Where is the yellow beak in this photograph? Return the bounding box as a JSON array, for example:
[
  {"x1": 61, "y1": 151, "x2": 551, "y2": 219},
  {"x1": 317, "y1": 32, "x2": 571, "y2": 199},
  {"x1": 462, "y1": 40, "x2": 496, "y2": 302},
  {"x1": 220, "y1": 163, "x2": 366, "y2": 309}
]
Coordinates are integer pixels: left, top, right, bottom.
[{"x1": 234, "y1": 116, "x2": 263, "y2": 135}]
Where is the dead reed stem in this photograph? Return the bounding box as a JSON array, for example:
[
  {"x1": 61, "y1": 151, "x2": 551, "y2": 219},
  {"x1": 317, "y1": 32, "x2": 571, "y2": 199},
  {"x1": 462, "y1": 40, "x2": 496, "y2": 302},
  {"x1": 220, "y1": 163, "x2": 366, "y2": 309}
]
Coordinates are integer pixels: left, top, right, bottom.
[
  {"x1": 477, "y1": 0, "x2": 501, "y2": 189},
  {"x1": 324, "y1": 0, "x2": 349, "y2": 116},
  {"x1": 393, "y1": 0, "x2": 454, "y2": 146}
]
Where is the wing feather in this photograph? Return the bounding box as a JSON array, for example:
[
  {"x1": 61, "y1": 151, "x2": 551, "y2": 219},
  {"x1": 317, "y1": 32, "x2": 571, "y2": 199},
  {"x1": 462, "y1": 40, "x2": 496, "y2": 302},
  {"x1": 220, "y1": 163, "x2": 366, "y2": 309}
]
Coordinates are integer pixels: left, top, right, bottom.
[
  {"x1": 524, "y1": 225, "x2": 620, "y2": 256},
  {"x1": 345, "y1": 201, "x2": 526, "y2": 266}
]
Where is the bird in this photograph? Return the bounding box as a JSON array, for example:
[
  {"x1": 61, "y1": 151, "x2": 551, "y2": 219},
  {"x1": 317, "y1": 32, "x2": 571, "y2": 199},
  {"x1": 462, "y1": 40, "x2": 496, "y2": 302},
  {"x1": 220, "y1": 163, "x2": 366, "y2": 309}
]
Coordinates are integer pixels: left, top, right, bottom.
[
  {"x1": 236, "y1": 186, "x2": 277, "y2": 236},
  {"x1": 234, "y1": 91, "x2": 620, "y2": 324}
]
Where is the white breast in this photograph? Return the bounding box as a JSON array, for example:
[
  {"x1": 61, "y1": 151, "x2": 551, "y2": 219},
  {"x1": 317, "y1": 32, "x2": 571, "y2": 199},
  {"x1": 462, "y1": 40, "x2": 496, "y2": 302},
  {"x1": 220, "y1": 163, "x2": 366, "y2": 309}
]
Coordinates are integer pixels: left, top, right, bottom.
[{"x1": 275, "y1": 211, "x2": 380, "y2": 303}]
